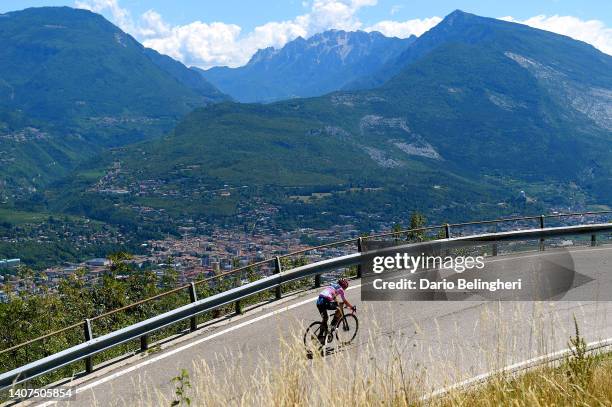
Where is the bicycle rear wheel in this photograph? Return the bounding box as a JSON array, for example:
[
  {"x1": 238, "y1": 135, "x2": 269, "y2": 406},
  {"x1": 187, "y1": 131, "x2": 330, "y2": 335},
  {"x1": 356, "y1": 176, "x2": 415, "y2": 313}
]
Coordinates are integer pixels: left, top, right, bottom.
[
  {"x1": 304, "y1": 321, "x2": 325, "y2": 351},
  {"x1": 334, "y1": 314, "x2": 358, "y2": 345}
]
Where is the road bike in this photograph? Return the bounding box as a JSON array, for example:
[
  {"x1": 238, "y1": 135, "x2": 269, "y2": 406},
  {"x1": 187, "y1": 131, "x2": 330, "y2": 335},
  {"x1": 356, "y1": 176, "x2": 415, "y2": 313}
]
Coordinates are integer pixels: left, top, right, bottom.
[{"x1": 303, "y1": 302, "x2": 359, "y2": 353}]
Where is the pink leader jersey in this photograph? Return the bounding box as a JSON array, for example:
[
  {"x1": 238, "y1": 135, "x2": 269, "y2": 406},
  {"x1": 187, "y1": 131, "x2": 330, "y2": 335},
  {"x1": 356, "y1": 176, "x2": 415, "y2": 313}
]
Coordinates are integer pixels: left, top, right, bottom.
[{"x1": 319, "y1": 283, "x2": 346, "y2": 302}]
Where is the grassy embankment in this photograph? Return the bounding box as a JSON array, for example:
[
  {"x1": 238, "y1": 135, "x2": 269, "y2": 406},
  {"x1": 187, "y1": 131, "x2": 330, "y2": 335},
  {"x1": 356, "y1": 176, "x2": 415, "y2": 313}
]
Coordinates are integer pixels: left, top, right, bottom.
[
  {"x1": 164, "y1": 328, "x2": 611, "y2": 406},
  {"x1": 141, "y1": 308, "x2": 612, "y2": 406}
]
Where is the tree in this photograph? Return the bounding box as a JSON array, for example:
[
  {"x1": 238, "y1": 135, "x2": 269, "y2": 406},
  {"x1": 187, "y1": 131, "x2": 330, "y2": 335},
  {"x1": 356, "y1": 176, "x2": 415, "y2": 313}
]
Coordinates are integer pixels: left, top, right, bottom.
[
  {"x1": 160, "y1": 260, "x2": 179, "y2": 290},
  {"x1": 407, "y1": 212, "x2": 427, "y2": 241},
  {"x1": 392, "y1": 224, "x2": 402, "y2": 242},
  {"x1": 108, "y1": 252, "x2": 133, "y2": 276},
  {"x1": 58, "y1": 268, "x2": 95, "y2": 323}
]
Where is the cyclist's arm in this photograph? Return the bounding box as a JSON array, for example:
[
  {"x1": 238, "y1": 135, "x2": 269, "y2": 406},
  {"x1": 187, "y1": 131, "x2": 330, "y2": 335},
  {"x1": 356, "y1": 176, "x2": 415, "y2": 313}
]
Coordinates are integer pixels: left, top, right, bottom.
[{"x1": 339, "y1": 290, "x2": 354, "y2": 311}]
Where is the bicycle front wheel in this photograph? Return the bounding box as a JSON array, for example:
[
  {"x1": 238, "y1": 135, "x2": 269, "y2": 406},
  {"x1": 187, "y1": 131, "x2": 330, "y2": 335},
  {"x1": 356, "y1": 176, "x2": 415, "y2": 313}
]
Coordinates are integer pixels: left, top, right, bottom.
[{"x1": 335, "y1": 314, "x2": 358, "y2": 345}]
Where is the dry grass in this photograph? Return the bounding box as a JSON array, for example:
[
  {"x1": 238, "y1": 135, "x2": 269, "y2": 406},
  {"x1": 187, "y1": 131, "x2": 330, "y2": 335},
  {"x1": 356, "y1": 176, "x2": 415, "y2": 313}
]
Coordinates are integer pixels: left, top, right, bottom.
[
  {"x1": 102, "y1": 301, "x2": 612, "y2": 407},
  {"x1": 158, "y1": 335, "x2": 426, "y2": 407},
  {"x1": 439, "y1": 356, "x2": 612, "y2": 406},
  {"x1": 154, "y1": 338, "x2": 612, "y2": 407}
]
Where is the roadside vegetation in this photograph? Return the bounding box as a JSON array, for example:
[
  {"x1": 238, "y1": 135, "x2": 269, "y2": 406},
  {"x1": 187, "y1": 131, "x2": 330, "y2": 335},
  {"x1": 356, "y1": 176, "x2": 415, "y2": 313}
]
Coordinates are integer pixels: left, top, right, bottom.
[
  {"x1": 0, "y1": 254, "x2": 190, "y2": 395},
  {"x1": 440, "y1": 356, "x2": 612, "y2": 406},
  {"x1": 0, "y1": 212, "x2": 422, "y2": 397},
  {"x1": 0, "y1": 252, "x2": 324, "y2": 400},
  {"x1": 153, "y1": 318, "x2": 612, "y2": 407},
  {"x1": 440, "y1": 320, "x2": 611, "y2": 406}
]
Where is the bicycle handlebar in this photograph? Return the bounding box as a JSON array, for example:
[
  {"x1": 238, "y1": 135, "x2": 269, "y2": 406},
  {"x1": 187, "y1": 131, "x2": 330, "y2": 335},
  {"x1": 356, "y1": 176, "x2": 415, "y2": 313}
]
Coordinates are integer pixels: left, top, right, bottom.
[{"x1": 337, "y1": 302, "x2": 356, "y2": 313}]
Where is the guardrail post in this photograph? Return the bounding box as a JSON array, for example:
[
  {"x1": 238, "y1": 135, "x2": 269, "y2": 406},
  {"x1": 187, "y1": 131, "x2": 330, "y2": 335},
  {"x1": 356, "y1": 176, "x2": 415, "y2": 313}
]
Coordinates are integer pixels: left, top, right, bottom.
[
  {"x1": 188, "y1": 282, "x2": 198, "y2": 332},
  {"x1": 356, "y1": 237, "x2": 363, "y2": 278},
  {"x1": 444, "y1": 224, "x2": 451, "y2": 239},
  {"x1": 236, "y1": 269, "x2": 246, "y2": 314},
  {"x1": 235, "y1": 299, "x2": 242, "y2": 315},
  {"x1": 83, "y1": 319, "x2": 94, "y2": 374},
  {"x1": 234, "y1": 274, "x2": 243, "y2": 315},
  {"x1": 539, "y1": 215, "x2": 545, "y2": 251},
  {"x1": 314, "y1": 274, "x2": 321, "y2": 288},
  {"x1": 140, "y1": 334, "x2": 149, "y2": 352},
  {"x1": 492, "y1": 243, "x2": 498, "y2": 256},
  {"x1": 274, "y1": 256, "x2": 282, "y2": 300},
  {"x1": 591, "y1": 234, "x2": 597, "y2": 247}
]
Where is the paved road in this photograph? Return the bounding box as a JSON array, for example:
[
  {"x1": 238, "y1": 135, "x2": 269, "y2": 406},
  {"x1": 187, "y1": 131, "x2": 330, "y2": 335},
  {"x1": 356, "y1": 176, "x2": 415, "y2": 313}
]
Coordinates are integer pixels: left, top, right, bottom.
[{"x1": 29, "y1": 245, "x2": 612, "y2": 406}]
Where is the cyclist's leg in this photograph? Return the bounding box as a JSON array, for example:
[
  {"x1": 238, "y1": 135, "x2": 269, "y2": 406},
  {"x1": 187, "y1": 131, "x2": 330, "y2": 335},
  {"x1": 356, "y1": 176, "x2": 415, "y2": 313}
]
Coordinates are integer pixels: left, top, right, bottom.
[
  {"x1": 329, "y1": 302, "x2": 340, "y2": 328},
  {"x1": 316, "y1": 298, "x2": 329, "y2": 336}
]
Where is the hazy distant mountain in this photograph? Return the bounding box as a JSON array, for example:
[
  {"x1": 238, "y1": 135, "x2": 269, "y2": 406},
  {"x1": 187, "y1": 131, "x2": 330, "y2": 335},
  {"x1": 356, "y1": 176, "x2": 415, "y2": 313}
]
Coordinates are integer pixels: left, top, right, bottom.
[
  {"x1": 98, "y1": 10, "x2": 612, "y2": 223},
  {"x1": 196, "y1": 30, "x2": 415, "y2": 102}
]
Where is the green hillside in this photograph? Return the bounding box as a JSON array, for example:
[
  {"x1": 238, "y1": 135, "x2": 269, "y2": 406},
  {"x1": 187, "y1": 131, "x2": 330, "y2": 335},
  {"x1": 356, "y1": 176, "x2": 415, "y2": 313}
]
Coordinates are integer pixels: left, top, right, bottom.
[
  {"x1": 347, "y1": 9, "x2": 612, "y2": 91},
  {"x1": 0, "y1": 7, "x2": 227, "y2": 122},
  {"x1": 72, "y1": 10, "x2": 610, "y2": 228},
  {"x1": 0, "y1": 7, "x2": 228, "y2": 196}
]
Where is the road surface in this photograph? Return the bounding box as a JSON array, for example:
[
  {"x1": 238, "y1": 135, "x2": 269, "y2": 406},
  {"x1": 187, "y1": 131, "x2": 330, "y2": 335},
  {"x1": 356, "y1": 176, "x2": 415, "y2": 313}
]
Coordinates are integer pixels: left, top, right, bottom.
[{"x1": 23, "y1": 244, "x2": 612, "y2": 406}]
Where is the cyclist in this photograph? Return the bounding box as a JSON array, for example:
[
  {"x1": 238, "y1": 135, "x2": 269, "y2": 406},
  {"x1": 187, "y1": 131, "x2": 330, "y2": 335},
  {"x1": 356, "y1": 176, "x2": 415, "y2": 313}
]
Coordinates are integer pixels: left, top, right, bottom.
[{"x1": 316, "y1": 278, "x2": 356, "y2": 338}]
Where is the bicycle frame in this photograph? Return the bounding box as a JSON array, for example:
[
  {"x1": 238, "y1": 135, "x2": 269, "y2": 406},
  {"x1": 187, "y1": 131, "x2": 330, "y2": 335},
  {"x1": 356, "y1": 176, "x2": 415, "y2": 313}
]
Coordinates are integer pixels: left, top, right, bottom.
[{"x1": 329, "y1": 302, "x2": 350, "y2": 329}]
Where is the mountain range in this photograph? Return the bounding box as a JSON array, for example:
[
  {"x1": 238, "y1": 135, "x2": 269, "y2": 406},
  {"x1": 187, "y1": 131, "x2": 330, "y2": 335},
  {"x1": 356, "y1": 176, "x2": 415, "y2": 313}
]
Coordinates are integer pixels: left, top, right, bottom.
[
  {"x1": 1, "y1": 6, "x2": 611, "y2": 234},
  {"x1": 348, "y1": 10, "x2": 612, "y2": 92},
  {"x1": 0, "y1": 7, "x2": 227, "y2": 122},
  {"x1": 86, "y1": 9, "x2": 612, "y2": 229},
  {"x1": 196, "y1": 30, "x2": 415, "y2": 103},
  {"x1": 0, "y1": 7, "x2": 228, "y2": 195}
]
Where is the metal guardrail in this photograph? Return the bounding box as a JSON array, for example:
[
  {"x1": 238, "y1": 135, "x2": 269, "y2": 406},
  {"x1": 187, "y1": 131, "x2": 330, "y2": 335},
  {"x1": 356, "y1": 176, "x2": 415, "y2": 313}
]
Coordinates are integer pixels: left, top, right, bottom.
[
  {"x1": 1, "y1": 221, "x2": 612, "y2": 390},
  {"x1": 2, "y1": 211, "x2": 610, "y2": 362}
]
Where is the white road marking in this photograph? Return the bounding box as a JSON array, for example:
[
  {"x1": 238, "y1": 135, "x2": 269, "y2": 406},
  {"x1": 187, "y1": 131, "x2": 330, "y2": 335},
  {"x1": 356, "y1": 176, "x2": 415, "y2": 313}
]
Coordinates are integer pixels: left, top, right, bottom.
[
  {"x1": 38, "y1": 284, "x2": 362, "y2": 405},
  {"x1": 422, "y1": 336, "x2": 612, "y2": 401}
]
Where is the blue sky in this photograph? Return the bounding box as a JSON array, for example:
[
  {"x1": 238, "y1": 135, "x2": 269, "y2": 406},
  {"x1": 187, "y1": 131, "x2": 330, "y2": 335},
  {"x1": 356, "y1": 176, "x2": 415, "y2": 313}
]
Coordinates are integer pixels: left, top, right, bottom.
[
  {"x1": 2, "y1": 1, "x2": 610, "y2": 28},
  {"x1": 1, "y1": 1, "x2": 610, "y2": 68}
]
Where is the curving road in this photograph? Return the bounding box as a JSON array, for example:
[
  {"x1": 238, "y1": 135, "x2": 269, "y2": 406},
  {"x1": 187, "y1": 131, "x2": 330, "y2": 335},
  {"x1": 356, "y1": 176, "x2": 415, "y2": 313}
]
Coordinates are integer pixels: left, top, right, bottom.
[{"x1": 23, "y1": 244, "x2": 612, "y2": 406}]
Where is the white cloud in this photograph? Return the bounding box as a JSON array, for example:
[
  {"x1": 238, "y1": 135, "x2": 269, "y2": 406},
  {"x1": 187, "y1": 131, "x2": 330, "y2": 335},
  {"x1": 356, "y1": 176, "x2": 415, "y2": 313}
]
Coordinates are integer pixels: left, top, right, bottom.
[
  {"x1": 75, "y1": 0, "x2": 384, "y2": 68},
  {"x1": 390, "y1": 5, "x2": 403, "y2": 16},
  {"x1": 74, "y1": 1, "x2": 612, "y2": 70},
  {"x1": 139, "y1": 10, "x2": 171, "y2": 38},
  {"x1": 365, "y1": 17, "x2": 442, "y2": 38},
  {"x1": 500, "y1": 15, "x2": 612, "y2": 55},
  {"x1": 71, "y1": 0, "x2": 441, "y2": 67},
  {"x1": 74, "y1": 0, "x2": 135, "y2": 33},
  {"x1": 143, "y1": 21, "x2": 243, "y2": 67}
]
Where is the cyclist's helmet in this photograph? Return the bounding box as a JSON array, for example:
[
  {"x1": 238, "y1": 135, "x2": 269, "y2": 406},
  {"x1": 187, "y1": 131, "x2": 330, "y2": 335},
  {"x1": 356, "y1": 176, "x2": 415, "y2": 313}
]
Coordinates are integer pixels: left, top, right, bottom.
[{"x1": 338, "y1": 278, "x2": 349, "y2": 289}]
